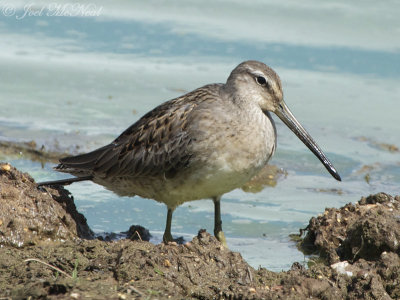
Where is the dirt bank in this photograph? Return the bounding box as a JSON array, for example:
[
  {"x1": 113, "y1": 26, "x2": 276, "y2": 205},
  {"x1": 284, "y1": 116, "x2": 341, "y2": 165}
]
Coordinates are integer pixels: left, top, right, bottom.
[{"x1": 0, "y1": 163, "x2": 399, "y2": 299}]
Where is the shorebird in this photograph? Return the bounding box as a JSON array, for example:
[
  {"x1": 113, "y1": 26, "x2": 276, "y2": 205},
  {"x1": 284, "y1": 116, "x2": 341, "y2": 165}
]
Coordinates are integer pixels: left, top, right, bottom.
[{"x1": 38, "y1": 60, "x2": 341, "y2": 244}]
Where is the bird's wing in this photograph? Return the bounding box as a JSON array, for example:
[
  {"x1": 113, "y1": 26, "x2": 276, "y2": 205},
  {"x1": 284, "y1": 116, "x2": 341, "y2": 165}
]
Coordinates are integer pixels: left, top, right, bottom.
[{"x1": 56, "y1": 85, "x2": 221, "y2": 178}]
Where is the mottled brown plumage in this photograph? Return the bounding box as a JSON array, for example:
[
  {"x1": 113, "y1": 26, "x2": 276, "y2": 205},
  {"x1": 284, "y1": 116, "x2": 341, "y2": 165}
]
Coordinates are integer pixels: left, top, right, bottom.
[
  {"x1": 39, "y1": 60, "x2": 341, "y2": 244},
  {"x1": 57, "y1": 85, "x2": 221, "y2": 179}
]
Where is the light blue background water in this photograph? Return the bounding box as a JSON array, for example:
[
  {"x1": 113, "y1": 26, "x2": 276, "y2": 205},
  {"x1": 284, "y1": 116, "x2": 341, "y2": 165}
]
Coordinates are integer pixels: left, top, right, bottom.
[{"x1": 0, "y1": 1, "x2": 399, "y2": 271}]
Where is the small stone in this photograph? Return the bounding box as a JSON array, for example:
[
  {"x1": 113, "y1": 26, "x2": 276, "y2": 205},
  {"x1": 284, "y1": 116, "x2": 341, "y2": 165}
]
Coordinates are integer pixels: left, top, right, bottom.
[
  {"x1": 118, "y1": 293, "x2": 126, "y2": 300},
  {"x1": 70, "y1": 292, "x2": 80, "y2": 299},
  {"x1": 331, "y1": 261, "x2": 353, "y2": 277},
  {"x1": 0, "y1": 164, "x2": 10, "y2": 172},
  {"x1": 248, "y1": 287, "x2": 256, "y2": 293},
  {"x1": 164, "y1": 259, "x2": 172, "y2": 267},
  {"x1": 336, "y1": 213, "x2": 341, "y2": 223}
]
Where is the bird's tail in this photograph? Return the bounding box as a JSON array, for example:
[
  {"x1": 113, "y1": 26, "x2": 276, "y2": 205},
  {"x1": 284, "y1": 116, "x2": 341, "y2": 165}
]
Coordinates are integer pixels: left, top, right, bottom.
[{"x1": 37, "y1": 175, "x2": 93, "y2": 187}]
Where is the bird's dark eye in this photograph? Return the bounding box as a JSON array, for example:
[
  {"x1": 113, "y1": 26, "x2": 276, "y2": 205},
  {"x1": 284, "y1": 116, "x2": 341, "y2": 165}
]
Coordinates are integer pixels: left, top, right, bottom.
[{"x1": 256, "y1": 76, "x2": 267, "y2": 86}]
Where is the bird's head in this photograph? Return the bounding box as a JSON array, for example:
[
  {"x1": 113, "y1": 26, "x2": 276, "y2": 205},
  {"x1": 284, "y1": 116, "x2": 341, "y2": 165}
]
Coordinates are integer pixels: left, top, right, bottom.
[
  {"x1": 225, "y1": 60, "x2": 341, "y2": 181},
  {"x1": 226, "y1": 60, "x2": 284, "y2": 113}
]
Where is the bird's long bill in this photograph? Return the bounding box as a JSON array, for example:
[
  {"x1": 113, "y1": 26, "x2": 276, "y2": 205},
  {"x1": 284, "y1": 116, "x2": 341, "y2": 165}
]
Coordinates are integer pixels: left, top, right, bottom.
[{"x1": 274, "y1": 101, "x2": 341, "y2": 181}]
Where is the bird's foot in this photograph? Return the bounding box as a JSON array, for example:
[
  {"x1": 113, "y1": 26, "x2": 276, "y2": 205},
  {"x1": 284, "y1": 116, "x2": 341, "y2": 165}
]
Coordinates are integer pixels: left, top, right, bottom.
[
  {"x1": 215, "y1": 230, "x2": 227, "y2": 247},
  {"x1": 163, "y1": 233, "x2": 185, "y2": 245},
  {"x1": 163, "y1": 232, "x2": 174, "y2": 244}
]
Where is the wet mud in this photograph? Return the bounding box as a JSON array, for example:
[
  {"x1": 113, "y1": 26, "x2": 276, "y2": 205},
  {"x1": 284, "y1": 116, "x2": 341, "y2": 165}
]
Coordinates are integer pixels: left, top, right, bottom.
[
  {"x1": 1, "y1": 163, "x2": 399, "y2": 299},
  {"x1": 0, "y1": 141, "x2": 70, "y2": 164}
]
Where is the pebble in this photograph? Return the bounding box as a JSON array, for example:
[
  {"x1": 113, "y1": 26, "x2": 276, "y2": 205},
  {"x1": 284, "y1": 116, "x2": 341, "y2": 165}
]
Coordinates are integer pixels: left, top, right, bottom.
[
  {"x1": 70, "y1": 292, "x2": 80, "y2": 299},
  {"x1": 0, "y1": 164, "x2": 11, "y2": 172}
]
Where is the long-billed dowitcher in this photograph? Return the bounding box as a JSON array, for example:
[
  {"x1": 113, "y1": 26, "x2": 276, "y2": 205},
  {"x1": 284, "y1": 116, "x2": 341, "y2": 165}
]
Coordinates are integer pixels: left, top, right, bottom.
[{"x1": 38, "y1": 60, "x2": 341, "y2": 244}]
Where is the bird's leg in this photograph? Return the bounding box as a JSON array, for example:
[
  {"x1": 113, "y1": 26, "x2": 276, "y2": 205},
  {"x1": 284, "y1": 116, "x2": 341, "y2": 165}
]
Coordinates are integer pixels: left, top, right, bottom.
[
  {"x1": 163, "y1": 208, "x2": 174, "y2": 243},
  {"x1": 213, "y1": 196, "x2": 227, "y2": 246}
]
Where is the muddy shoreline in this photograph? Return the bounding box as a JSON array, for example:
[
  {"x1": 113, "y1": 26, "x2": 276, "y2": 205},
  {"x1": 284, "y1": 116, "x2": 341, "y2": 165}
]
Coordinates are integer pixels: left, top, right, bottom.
[{"x1": 1, "y1": 162, "x2": 399, "y2": 299}]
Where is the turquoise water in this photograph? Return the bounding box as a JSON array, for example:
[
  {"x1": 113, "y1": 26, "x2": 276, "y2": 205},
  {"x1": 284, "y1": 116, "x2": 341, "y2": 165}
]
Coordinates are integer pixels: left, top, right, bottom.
[{"x1": 0, "y1": 1, "x2": 399, "y2": 271}]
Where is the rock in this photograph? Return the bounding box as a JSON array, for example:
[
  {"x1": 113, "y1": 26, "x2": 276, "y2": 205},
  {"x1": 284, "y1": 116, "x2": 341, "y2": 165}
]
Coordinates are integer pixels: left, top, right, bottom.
[
  {"x1": 300, "y1": 192, "x2": 400, "y2": 264},
  {"x1": 124, "y1": 224, "x2": 152, "y2": 241},
  {"x1": 331, "y1": 261, "x2": 354, "y2": 277},
  {"x1": 0, "y1": 163, "x2": 93, "y2": 247}
]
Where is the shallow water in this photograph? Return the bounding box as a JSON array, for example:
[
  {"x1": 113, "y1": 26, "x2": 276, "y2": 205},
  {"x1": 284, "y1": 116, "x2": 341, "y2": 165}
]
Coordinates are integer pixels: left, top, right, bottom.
[{"x1": 0, "y1": 1, "x2": 399, "y2": 271}]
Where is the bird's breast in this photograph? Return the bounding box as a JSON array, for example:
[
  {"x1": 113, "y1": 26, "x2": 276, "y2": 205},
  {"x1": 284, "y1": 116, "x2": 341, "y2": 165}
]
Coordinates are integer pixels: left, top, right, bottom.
[{"x1": 189, "y1": 104, "x2": 276, "y2": 180}]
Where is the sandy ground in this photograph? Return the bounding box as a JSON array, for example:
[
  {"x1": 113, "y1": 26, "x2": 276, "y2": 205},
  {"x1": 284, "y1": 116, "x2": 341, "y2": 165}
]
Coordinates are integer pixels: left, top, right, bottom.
[{"x1": 0, "y1": 161, "x2": 399, "y2": 299}]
